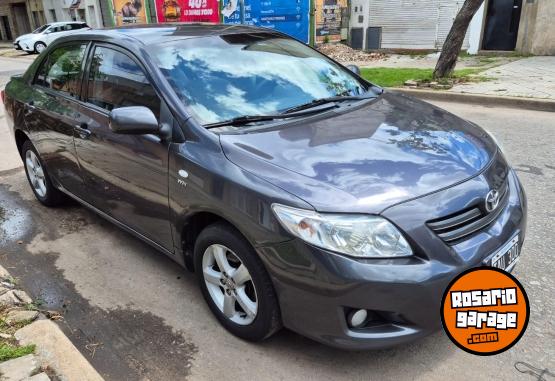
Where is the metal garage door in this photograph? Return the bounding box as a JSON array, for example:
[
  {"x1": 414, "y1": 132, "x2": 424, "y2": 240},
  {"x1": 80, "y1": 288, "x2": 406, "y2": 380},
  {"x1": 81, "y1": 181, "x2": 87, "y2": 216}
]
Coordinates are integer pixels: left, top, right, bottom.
[{"x1": 350, "y1": 27, "x2": 364, "y2": 49}]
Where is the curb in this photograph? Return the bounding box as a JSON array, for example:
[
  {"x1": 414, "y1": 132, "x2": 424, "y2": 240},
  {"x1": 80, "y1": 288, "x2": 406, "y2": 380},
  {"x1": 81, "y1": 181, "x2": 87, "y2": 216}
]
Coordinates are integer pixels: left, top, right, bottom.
[
  {"x1": 16, "y1": 320, "x2": 104, "y2": 381},
  {"x1": 0, "y1": 264, "x2": 104, "y2": 381},
  {"x1": 391, "y1": 88, "x2": 555, "y2": 112}
]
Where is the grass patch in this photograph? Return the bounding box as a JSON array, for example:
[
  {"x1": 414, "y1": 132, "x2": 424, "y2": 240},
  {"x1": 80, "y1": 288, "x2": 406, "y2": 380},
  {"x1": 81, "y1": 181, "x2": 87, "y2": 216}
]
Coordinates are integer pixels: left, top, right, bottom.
[
  {"x1": 0, "y1": 343, "x2": 35, "y2": 361},
  {"x1": 360, "y1": 67, "x2": 485, "y2": 87},
  {"x1": 0, "y1": 305, "x2": 38, "y2": 362}
]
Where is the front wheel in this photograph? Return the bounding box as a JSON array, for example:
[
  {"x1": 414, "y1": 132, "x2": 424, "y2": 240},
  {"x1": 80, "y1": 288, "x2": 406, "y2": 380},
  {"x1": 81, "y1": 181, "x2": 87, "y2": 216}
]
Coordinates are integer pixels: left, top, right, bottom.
[
  {"x1": 194, "y1": 223, "x2": 281, "y2": 341},
  {"x1": 34, "y1": 42, "x2": 46, "y2": 54}
]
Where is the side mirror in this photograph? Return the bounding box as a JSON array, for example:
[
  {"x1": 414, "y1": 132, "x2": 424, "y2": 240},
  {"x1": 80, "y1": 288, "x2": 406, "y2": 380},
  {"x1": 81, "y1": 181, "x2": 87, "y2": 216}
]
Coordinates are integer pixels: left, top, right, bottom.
[
  {"x1": 109, "y1": 106, "x2": 160, "y2": 135},
  {"x1": 346, "y1": 64, "x2": 361, "y2": 76}
]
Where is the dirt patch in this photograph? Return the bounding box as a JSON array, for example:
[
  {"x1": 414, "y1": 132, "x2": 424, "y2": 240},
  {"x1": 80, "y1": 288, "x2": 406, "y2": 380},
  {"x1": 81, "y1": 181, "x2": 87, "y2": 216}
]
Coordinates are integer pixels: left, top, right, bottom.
[{"x1": 317, "y1": 43, "x2": 386, "y2": 65}]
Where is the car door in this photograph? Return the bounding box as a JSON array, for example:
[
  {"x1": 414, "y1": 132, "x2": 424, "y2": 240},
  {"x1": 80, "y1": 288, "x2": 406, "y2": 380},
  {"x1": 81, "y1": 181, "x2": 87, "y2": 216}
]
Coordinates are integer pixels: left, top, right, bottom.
[
  {"x1": 24, "y1": 42, "x2": 89, "y2": 195},
  {"x1": 43, "y1": 25, "x2": 59, "y2": 45},
  {"x1": 46, "y1": 25, "x2": 70, "y2": 45},
  {"x1": 74, "y1": 43, "x2": 174, "y2": 250}
]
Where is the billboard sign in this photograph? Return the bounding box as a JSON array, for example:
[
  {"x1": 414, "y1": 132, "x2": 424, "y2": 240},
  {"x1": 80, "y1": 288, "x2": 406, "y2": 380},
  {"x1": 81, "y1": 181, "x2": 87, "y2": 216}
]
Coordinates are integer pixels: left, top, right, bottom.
[
  {"x1": 315, "y1": 0, "x2": 347, "y2": 43},
  {"x1": 155, "y1": 0, "x2": 220, "y2": 23},
  {"x1": 112, "y1": 0, "x2": 148, "y2": 26},
  {"x1": 222, "y1": 0, "x2": 310, "y2": 43}
]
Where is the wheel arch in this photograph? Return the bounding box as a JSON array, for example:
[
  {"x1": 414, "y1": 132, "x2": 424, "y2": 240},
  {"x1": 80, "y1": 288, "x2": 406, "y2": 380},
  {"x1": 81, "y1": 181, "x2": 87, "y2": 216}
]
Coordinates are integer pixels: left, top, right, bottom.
[
  {"x1": 34, "y1": 41, "x2": 46, "y2": 51},
  {"x1": 180, "y1": 211, "x2": 255, "y2": 273},
  {"x1": 14, "y1": 129, "x2": 30, "y2": 158}
]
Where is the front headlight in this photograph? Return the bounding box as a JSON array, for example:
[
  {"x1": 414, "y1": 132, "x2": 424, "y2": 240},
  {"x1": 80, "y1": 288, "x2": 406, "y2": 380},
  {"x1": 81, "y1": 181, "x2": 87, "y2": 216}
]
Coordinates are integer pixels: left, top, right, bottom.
[{"x1": 272, "y1": 204, "x2": 413, "y2": 258}]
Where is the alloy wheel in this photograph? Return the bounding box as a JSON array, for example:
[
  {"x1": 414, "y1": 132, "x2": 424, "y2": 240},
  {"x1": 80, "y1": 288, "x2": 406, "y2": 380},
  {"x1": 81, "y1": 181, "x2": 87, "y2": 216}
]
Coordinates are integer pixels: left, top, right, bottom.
[
  {"x1": 25, "y1": 150, "x2": 47, "y2": 198},
  {"x1": 202, "y1": 244, "x2": 258, "y2": 325},
  {"x1": 36, "y1": 43, "x2": 46, "y2": 53}
]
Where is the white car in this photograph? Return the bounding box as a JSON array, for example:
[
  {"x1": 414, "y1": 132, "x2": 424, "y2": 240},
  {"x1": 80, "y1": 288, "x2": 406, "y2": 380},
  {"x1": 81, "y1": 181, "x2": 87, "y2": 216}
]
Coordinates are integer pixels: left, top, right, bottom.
[{"x1": 14, "y1": 22, "x2": 90, "y2": 54}]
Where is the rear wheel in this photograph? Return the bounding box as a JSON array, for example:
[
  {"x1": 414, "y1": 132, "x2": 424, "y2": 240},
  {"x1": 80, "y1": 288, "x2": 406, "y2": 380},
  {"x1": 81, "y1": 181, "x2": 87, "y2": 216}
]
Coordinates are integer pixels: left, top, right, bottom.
[
  {"x1": 22, "y1": 140, "x2": 65, "y2": 206},
  {"x1": 194, "y1": 223, "x2": 281, "y2": 341},
  {"x1": 34, "y1": 42, "x2": 46, "y2": 54}
]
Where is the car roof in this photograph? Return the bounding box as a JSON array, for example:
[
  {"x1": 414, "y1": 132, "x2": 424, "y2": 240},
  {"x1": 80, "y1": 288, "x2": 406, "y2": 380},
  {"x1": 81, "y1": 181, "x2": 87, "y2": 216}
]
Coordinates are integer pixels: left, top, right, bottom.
[
  {"x1": 67, "y1": 23, "x2": 283, "y2": 46},
  {"x1": 48, "y1": 21, "x2": 87, "y2": 26}
]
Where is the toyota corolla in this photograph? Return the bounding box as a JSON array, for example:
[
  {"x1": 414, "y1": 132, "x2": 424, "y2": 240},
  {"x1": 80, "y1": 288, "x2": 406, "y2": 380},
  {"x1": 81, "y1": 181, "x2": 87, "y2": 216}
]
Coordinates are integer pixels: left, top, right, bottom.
[{"x1": 1, "y1": 24, "x2": 527, "y2": 349}]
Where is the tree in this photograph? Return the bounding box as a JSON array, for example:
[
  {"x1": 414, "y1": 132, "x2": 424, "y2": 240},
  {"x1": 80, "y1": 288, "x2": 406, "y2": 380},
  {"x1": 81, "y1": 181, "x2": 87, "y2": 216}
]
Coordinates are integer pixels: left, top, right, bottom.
[{"x1": 433, "y1": 0, "x2": 485, "y2": 79}]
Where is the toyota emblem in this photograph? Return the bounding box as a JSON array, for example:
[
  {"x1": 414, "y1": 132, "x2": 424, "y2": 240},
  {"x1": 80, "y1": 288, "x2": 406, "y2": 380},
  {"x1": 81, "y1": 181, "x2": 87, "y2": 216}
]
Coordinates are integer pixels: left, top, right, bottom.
[{"x1": 485, "y1": 189, "x2": 500, "y2": 213}]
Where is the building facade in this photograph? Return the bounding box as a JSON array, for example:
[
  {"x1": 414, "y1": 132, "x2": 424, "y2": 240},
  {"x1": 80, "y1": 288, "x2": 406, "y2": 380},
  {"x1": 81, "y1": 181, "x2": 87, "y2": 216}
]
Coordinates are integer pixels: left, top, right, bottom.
[
  {"x1": 0, "y1": 0, "x2": 46, "y2": 40},
  {"x1": 514, "y1": 0, "x2": 554, "y2": 55},
  {"x1": 42, "y1": 0, "x2": 104, "y2": 28},
  {"x1": 348, "y1": 0, "x2": 473, "y2": 51},
  {"x1": 348, "y1": 0, "x2": 554, "y2": 55},
  {"x1": 467, "y1": 0, "x2": 554, "y2": 55}
]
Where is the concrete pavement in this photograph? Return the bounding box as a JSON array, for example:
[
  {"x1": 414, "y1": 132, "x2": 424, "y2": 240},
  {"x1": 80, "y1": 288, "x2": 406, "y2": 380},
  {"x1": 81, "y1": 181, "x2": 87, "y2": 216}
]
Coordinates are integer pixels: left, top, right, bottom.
[
  {"x1": 0, "y1": 55, "x2": 554, "y2": 381},
  {"x1": 0, "y1": 56, "x2": 33, "y2": 173},
  {"x1": 449, "y1": 56, "x2": 555, "y2": 100}
]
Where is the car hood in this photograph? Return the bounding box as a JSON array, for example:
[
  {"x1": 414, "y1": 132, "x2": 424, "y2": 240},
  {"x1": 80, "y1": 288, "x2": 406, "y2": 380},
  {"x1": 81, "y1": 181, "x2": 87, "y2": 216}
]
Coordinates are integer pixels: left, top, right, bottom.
[
  {"x1": 18, "y1": 34, "x2": 39, "y2": 43},
  {"x1": 15, "y1": 33, "x2": 32, "y2": 42},
  {"x1": 220, "y1": 92, "x2": 498, "y2": 214}
]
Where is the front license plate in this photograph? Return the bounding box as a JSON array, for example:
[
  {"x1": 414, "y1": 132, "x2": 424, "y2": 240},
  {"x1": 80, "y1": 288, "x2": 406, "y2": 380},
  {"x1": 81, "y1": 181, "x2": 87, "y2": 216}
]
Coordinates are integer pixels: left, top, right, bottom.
[{"x1": 485, "y1": 235, "x2": 520, "y2": 271}]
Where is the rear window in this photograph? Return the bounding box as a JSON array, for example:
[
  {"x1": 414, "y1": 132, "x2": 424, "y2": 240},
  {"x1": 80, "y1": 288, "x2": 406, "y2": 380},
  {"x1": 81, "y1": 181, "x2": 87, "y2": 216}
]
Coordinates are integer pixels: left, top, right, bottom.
[
  {"x1": 34, "y1": 44, "x2": 87, "y2": 98},
  {"x1": 70, "y1": 23, "x2": 87, "y2": 30}
]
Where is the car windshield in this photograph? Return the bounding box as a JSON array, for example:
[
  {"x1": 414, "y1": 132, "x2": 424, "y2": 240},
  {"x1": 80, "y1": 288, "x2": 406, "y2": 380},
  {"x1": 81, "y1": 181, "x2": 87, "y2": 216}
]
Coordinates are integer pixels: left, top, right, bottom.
[
  {"x1": 33, "y1": 24, "x2": 50, "y2": 34},
  {"x1": 151, "y1": 33, "x2": 370, "y2": 125}
]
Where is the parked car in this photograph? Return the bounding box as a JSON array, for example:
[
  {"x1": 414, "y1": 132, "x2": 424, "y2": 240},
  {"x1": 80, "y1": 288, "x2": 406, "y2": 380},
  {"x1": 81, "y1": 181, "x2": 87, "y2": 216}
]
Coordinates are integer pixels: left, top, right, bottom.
[
  {"x1": 1, "y1": 25, "x2": 527, "y2": 349},
  {"x1": 14, "y1": 21, "x2": 90, "y2": 54}
]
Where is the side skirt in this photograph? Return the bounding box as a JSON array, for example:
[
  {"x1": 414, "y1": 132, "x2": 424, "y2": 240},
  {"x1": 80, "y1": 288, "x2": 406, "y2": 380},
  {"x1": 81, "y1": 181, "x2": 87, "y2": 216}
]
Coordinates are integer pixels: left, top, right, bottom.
[{"x1": 57, "y1": 186, "x2": 185, "y2": 267}]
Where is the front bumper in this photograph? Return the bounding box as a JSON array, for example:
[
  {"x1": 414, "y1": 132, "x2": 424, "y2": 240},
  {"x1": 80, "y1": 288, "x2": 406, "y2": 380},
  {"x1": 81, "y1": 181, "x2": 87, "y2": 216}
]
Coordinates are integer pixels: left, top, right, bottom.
[
  {"x1": 18, "y1": 41, "x2": 34, "y2": 52},
  {"x1": 257, "y1": 170, "x2": 527, "y2": 350},
  {"x1": 13, "y1": 42, "x2": 21, "y2": 50}
]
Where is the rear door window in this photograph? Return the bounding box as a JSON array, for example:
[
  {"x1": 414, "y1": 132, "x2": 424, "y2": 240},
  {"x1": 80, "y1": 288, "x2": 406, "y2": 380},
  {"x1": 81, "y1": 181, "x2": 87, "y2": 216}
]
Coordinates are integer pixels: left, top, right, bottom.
[
  {"x1": 86, "y1": 46, "x2": 160, "y2": 117},
  {"x1": 34, "y1": 44, "x2": 87, "y2": 98}
]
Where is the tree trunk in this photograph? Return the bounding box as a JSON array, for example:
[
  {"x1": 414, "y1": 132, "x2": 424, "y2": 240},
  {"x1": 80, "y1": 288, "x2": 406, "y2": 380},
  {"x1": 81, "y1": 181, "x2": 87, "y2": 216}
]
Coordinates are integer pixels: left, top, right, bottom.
[{"x1": 433, "y1": 0, "x2": 485, "y2": 79}]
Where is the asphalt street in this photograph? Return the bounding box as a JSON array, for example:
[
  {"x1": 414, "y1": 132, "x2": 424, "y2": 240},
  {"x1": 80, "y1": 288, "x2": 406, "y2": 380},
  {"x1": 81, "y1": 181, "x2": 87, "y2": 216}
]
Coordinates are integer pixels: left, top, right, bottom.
[{"x1": 0, "y1": 56, "x2": 553, "y2": 380}]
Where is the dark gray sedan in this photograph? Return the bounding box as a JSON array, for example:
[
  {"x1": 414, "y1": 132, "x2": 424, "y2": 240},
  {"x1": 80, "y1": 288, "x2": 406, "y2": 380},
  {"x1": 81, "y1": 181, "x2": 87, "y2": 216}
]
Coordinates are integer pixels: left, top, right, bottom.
[{"x1": 1, "y1": 24, "x2": 527, "y2": 349}]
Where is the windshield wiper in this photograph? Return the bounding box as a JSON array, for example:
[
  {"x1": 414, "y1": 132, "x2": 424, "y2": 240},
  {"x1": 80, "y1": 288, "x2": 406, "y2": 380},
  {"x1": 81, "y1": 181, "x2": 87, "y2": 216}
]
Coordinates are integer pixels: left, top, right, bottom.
[
  {"x1": 282, "y1": 93, "x2": 377, "y2": 114},
  {"x1": 204, "y1": 103, "x2": 338, "y2": 129}
]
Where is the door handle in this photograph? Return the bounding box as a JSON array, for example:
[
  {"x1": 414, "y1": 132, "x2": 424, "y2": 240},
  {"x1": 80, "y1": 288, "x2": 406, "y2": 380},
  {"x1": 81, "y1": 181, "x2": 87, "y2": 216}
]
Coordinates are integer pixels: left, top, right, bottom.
[
  {"x1": 24, "y1": 101, "x2": 36, "y2": 115},
  {"x1": 75, "y1": 123, "x2": 91, "y2": 139}
]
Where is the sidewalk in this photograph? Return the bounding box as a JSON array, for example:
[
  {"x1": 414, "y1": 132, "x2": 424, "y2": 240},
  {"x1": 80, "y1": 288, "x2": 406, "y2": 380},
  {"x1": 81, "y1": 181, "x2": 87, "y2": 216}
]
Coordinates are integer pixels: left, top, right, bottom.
[{"x1": 449, "y1": 56, "x2": 555, "y2": 100}]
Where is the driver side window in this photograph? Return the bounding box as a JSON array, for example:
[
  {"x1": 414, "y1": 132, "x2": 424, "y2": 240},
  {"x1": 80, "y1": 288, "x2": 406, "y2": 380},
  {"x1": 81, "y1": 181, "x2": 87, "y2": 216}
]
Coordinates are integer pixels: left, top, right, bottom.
[{"x1": 86, "y1": 46, "x2": 160, "y2": 118}]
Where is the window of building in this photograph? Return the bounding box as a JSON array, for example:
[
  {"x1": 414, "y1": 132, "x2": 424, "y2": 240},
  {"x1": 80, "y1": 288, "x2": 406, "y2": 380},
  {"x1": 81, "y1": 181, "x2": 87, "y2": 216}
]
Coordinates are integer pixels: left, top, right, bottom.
[
  {"x1": 49, "y1": 9, "x2": 57, "y2": 22},
  {"x1": 32, "y1": 11, "x2": 40, "y2": 28},
  {"x1": 86, "y1": 47, "x2": 160, "y2": 117},
  {"x1": 77, "y1": 9, "x2": 86, "y2": 22}
]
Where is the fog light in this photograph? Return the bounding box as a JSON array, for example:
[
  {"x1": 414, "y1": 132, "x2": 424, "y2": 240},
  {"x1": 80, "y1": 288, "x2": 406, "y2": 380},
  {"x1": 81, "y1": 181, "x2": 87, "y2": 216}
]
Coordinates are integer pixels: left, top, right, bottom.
[{"x1": 348, "y1": 309, "x2": 368, "y2": 328}]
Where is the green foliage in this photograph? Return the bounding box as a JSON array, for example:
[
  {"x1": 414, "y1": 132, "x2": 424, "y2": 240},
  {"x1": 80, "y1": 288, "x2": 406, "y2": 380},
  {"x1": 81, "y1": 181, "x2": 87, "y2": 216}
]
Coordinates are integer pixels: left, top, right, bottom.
[
  {"x1": 0, "y1": 343, "x2": 35, "y2": 361},
  {"x1": 360, "y1": 67, "x2": 484, "y2": 87}
]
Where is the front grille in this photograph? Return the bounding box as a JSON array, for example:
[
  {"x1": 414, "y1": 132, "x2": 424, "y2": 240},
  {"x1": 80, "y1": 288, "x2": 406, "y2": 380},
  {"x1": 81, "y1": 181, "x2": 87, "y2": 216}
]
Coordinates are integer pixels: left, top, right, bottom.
[{"x1": 427, "y1": 182, "x2": 510, "y2": 244}]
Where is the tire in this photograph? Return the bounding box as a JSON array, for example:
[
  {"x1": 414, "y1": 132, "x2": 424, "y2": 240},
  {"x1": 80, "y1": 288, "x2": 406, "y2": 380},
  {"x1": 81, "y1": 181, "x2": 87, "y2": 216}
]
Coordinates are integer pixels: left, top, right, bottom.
[
  {"x1": 34, "y1": 42, "x2": 46, "y2": 54},
  {"x1": 22, "y1": 140, "x2": 65, "y2": 206},
  {"x1": 194, "y1": 223, "x2": 281, "y2": 341}
]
